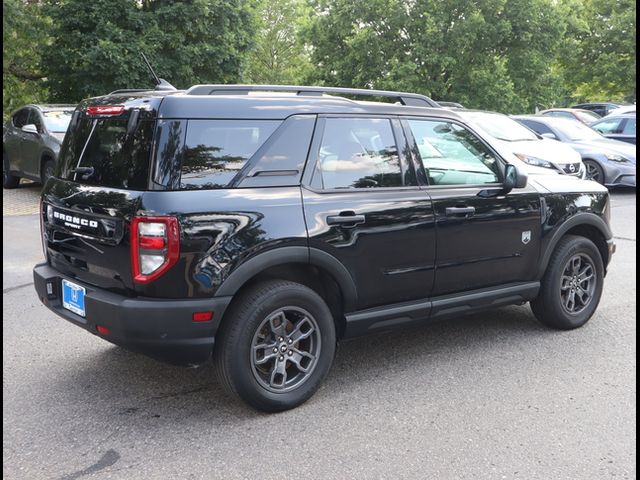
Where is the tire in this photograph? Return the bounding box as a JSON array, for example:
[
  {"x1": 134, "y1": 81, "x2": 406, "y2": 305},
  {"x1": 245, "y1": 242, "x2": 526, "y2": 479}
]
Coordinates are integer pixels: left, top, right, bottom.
[
  {"x1": 3, "y1": 152, "x2": 20, "y2": 189},
  {"x1": 531, "y1": 235, "x2": 604, "y2": 330},
  {"x1": 40, "y1": 158, "x2": 55, "y2": 185},
  {"x1": 584, "y1": 160, "x2": 605, "y2": 185},
  {"x1": 214, "y1": 280, "x2": 336, "y2": 412}
]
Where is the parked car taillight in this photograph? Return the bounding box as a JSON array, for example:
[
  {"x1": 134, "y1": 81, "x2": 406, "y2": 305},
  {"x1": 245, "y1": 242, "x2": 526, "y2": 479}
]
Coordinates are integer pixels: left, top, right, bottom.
[{"x1": 130, "y1": 216, "x2": 180, "y2": 284}]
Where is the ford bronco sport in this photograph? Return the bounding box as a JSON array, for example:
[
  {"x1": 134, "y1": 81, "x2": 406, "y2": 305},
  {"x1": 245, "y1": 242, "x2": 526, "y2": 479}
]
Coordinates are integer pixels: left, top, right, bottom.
[{"x1": 33, "y1": 85, "x2": 615, "y2": 412}]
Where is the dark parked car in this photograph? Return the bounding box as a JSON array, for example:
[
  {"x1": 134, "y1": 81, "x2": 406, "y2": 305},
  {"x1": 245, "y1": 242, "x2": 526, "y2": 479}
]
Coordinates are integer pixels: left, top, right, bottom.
[
  {"x1": 513, "y1": 115, "x2": 636, "y2": 187},
  {"x1": 34, "y1": 85, "x2": 615, "y2": 412},
  {"x1": 539, "y1": 108, "x2": 601, "y2": 125},
  {"x1": 571, "y1": 102, "x2": 621, "y2": 118},
  {"x1": 3, "y1": 104, "x2": 75, "y2": 188},
  {"x1": 590, "y1": 114, "x2": 636, "y2": 145}
]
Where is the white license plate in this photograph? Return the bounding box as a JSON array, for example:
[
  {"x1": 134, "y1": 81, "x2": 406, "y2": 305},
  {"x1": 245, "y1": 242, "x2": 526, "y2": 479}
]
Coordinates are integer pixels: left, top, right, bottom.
[{"x1": 61, "y1": 279, "x2": 86, "y2": 317}]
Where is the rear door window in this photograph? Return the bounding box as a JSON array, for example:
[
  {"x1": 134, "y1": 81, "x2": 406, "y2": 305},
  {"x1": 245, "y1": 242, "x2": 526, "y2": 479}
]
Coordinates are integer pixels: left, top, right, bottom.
[
  {"x1": 180, "y1": 120, "x2": 280, "y2": 190},
  {"x1": 311, "y1": 117, "x2": 410, "y2": 189}
]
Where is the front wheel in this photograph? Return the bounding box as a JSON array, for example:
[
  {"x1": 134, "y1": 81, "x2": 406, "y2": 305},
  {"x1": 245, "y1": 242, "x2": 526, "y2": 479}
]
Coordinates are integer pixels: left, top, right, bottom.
[
  {"x1": 583, "y1": 160, "x2": 605, "y2": 185},
  {"x1": 214, "y1": 280, "x2": 336, "y2": 412},
  {"x1": 531, "y1": 235, "x2": 604, "y2": 330}
]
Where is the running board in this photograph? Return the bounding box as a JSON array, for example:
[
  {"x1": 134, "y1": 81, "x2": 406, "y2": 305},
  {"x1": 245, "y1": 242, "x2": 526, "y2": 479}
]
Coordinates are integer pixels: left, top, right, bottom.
[{"x1": 343, "y1": 281, "x2": 540, "y2": 337}]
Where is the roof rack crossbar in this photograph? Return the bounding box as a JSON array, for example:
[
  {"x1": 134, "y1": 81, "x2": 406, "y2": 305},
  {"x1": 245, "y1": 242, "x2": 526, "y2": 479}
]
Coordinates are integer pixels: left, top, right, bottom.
[{"x1": 184, "y1": 84, "x2": 439, "y2": 107}]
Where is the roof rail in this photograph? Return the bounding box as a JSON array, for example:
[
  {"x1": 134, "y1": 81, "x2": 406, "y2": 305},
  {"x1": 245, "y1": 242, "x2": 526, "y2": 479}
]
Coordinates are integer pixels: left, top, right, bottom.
[
  {"x1": 185, "y1": 84, "x2": 440, "y2": 108},
  {"x1": 108, "y1": 88, "x2": 156, "y2": 95}
]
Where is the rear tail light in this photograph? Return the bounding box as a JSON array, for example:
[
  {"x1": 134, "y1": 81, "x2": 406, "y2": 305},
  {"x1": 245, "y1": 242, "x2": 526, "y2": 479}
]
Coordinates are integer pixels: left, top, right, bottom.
[
  {"x1": 86, "y1": 105, "x2": 125, "y2": 116},
  {"x1": 130, "y1": 216, "x2": 180, "y2": 284}
]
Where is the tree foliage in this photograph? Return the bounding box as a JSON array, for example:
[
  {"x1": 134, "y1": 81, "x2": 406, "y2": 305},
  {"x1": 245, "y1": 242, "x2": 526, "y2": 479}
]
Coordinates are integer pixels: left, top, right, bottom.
[
  {"x1": 3, "y1": 0, "x2": 50, "y2": 120},
  {"x1": 2, "y1": 0, "x2": 636, "y2": 117},
  {"x1": 303, "y1": 0, "x2": 570, "y2": 112},
  {"x1": 558, "y1": 0, "x2": 636, "y2": 103},
  {"x1": 244, "y1": 0, "x2": 312, "y2": 84},
  {"x1": 42, "y1": 0, "x2": 255, "y2": 102}
]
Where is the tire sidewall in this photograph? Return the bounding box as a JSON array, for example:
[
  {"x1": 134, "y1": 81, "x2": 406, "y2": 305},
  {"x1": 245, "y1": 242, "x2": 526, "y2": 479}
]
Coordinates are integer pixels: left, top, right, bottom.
[
  {"x1": 544, "y1": 237, "x2": 604, "y2": 329},
  {"x1": 225, "y1": 283, "x2": 336, "y2": 411}
]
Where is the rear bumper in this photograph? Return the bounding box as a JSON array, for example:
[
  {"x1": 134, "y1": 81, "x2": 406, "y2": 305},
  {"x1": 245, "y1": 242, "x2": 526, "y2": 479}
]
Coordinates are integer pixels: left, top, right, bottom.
[{"x1": 33, "y1": 263, "x2": 232, "y2": 365}]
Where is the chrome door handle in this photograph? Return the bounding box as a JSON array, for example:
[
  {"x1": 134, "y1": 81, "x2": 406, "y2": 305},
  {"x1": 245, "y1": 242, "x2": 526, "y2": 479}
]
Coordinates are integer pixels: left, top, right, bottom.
[
  {"x1": 445, "y1": 206, "x2": 475, "y2": 217},
  {"x1": 327, "y1": 213, "x2": 366, "y2": 227}
]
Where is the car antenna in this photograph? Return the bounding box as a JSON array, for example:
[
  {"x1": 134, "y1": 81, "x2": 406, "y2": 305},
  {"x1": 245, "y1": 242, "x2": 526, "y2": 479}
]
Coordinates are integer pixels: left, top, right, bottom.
[{"x1": 141, "y1": 52, "x2": 176, "y2": 91}]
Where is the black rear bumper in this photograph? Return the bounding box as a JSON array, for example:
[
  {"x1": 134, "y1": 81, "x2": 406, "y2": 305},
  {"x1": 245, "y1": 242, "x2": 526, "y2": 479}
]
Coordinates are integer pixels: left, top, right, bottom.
[{"x1": 33, "y1": 263, "x2": 232, "y2": 365}]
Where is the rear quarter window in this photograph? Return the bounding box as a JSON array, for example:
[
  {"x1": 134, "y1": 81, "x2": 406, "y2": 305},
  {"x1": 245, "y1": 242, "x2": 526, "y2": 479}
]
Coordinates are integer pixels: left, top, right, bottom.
[{"x1": 180, "y1": 120, "x2": 280, "y2": 190}]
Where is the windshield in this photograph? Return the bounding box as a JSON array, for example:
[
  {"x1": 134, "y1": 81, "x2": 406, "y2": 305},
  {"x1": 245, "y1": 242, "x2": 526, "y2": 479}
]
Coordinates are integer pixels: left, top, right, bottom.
[
  {"x1": 554, "y1": 120, "x2": 603, "y2": 141},
  {"x1": 463, "y1": 112, "x2": 539, "y2": 142},
  {"x1": 576, "y1": 111, "x2": 600, "y2": 123},
  {"x1": 42, "y1": 110, "x2": 73, "y2": 132}
]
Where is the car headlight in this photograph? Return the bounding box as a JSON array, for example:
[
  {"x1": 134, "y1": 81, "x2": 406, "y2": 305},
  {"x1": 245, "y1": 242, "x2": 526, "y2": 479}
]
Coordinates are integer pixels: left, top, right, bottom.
[
  {"x1": 605, "y1": 153, "x2": 630, "y2": 163},
  {"x1": 514, "y1": 153, "x2": 554, "y2": 169}
]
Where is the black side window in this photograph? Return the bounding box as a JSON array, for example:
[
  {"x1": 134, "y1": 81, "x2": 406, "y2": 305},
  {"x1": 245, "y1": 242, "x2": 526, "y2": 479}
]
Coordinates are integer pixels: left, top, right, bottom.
[
  {"x1": 313, "y1": 118, "x2": 408, "y2": 189},
  {"x1": 12, "y1": 109, "x2": 29, "y2": 128},
  {"x1": 238, "y1": 115, "x2": 316, "y2": 188},
  {"x1": 522, "y1": 120, "x2": 553, "y2": 136},
  {"x1": 180, "y1": 120, "x2": 280, "y2": 190}
]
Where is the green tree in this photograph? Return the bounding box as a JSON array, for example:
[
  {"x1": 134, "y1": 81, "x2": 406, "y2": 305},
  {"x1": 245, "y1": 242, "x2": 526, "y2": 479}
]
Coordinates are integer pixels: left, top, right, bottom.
[
  {"x1": 43, "y1": 0, "x2": 256, "y2": 103},
  {"x1": 303, "y1": 0, "x2": 568, "y2": 113},
  {"x1": 559, "y1": 0, "x2": 636, "y2": 103},
  {"x1": 244, "y1": 0, "x2": 312, "y2": 84},
  {"x1": 3, "y1": 0, "x2": 50, "y2": 121}
]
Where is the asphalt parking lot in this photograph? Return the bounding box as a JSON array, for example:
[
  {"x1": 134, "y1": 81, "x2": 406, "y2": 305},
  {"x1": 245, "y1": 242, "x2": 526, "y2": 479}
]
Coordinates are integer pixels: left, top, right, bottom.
[{"x1": 3, "y1": 185, "x2": 636, "y2": 480}]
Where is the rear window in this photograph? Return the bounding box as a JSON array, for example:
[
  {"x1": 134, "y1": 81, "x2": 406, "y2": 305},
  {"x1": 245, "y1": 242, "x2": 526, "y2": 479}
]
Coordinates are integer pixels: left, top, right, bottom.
[
  {"x1": 180, "y1": 120, "x2": 280, "y2": 190},
  {"x1": 58, "y1": 116, "x2": 154, "y2": 190}
]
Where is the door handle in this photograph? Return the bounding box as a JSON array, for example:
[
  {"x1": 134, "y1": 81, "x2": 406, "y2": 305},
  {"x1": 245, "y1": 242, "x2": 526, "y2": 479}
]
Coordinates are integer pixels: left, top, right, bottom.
[
  {"x1": 327, "y1": 213, "x2": 366, "y2": 227},
  {"x1": 445, "y1": 206, "x2": 475, "y2": 217}
]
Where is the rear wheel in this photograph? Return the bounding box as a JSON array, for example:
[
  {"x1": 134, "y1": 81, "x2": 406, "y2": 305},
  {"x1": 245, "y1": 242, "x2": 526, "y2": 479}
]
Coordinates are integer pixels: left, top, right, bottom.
[
  {"x1": 214, "y1": 280, "x2": 336, "y2": 412},
  {"x1": 3, "y1": 152, "x2": 20, "y2": 189},
  {"x1": 584, "y1": 160, "x2": 605, "y2": 185},
  {"x1": 40, "y1": 158, "x2": 55, "y2": 185},
  {"x1": 531, "y1": 235, "x2": 604, "y2": 330}
]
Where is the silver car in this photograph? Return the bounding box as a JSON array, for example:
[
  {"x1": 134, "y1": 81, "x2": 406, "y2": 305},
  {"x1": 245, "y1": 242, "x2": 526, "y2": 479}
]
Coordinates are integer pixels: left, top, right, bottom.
[
  {"x1": 514, "y1": 115, "x2": 636, "y2": 187},
  {"x1": 3, "y1": 104, "x2": 75, "y2": 188}
]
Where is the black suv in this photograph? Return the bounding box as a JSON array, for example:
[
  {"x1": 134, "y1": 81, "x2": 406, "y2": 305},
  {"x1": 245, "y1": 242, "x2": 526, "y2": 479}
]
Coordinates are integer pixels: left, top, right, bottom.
[{"x1": 33, "y1": 85, "x2": 615, "y2": 412}]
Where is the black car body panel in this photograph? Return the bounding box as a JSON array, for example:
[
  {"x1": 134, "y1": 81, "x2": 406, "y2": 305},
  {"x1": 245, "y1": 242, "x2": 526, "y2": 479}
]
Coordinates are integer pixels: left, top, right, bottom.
[{"x1": 33, "y1": 88, "x2": 614, "y2": 365}]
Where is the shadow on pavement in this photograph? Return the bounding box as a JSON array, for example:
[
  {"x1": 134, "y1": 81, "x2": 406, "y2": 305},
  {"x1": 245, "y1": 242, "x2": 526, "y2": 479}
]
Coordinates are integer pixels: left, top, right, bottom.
[{"x1": 50, "y1": 304, "x2": 551, "y2": 421}]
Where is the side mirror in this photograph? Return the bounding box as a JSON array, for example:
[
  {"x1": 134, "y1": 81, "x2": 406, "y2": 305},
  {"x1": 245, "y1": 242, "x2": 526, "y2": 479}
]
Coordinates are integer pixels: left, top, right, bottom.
[
  {"x1": 540, "y1": 132, "x2": 557, "y2": 140},
  {"x1": 504, "y1": 164, "x2": 528, "y2": 192},
  {"x1": 22, "y1": 124, "x2": 39, "y2": 135}
]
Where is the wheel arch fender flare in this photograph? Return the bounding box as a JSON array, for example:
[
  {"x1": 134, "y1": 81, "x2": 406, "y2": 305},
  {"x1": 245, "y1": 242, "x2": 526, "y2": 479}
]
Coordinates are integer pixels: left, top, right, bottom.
[
  {"x1": 537, "y1": 212, "x2": 612, "y2": 279},
  {"x1": 215, "y1": 246, "x2": 358, "y2": 312}
]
